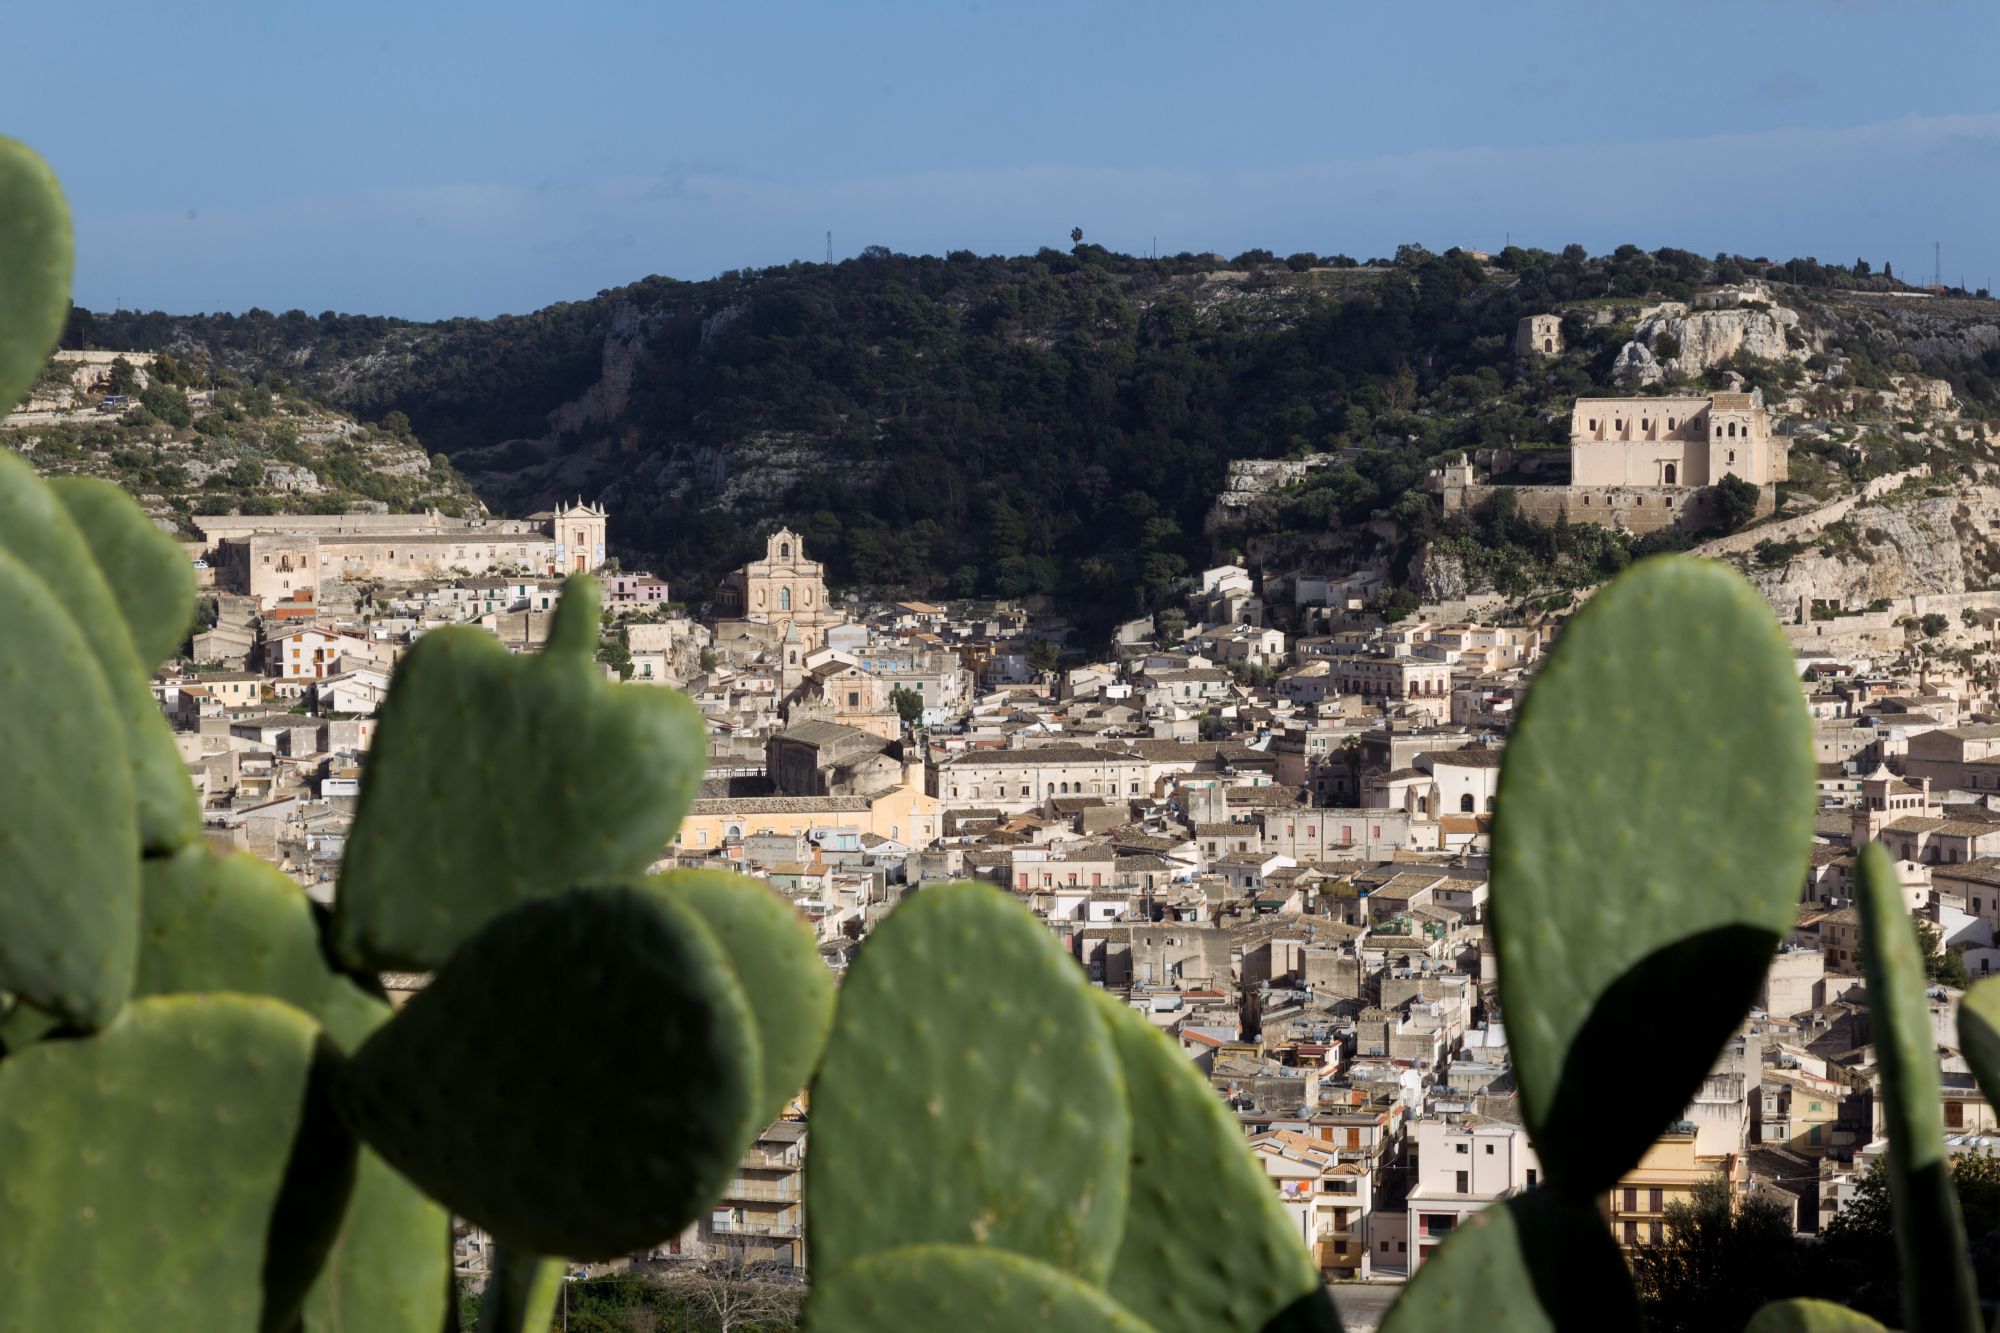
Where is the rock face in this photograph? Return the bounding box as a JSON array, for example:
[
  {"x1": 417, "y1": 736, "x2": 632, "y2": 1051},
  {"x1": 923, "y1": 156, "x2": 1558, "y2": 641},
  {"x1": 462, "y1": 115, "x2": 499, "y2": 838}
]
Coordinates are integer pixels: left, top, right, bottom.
[
  {"x1": 1413, "y1": 543, "x2": 1476, "y2": 602},
  {"x1": 1742, "y1": 484, "x2": 2000, "y2": 615},
  {"x1": 1204, "y1": 455, "x2": 1342, "y2": 535},
  {"x1": 1615, "y1": 297, "x2": 1813, "y2": 386}
]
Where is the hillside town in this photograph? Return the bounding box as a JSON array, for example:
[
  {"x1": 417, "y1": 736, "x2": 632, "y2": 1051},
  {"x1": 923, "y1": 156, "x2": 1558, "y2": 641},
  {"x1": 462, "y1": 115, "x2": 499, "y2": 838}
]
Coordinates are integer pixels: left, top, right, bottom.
[{"x1": 143, "y1": 373, "x2": 2000, "y2": 1294}]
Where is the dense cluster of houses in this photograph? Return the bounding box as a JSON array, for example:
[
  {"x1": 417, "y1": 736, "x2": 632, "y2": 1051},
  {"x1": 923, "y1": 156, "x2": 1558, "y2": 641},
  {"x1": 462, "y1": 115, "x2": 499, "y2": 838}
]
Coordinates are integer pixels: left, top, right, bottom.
[{"x1": 165, "y1": 518, "x2": 2000, "y2": 1285}]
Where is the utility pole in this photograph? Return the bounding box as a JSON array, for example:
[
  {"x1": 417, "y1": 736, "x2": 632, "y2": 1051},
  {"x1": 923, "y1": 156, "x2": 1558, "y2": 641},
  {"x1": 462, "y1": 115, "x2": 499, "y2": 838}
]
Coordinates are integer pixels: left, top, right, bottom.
[
  {"x1": 1934, "y1": 241, "x2": 1942, "y2": 290},
  {"x1": 825, "y1": 231, "x2": 831, "y2": 265}
]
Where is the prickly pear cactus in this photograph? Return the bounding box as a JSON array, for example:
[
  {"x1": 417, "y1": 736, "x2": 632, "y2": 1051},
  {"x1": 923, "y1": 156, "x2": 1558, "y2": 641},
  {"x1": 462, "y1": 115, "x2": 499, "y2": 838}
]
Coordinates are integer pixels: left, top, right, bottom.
[
  {"x1": 660, "y1": 868, "x2": 835, "y2": 1123},
  {"x1": 132, "y1": 846, "x2": 451, "y2": 1333},
  {"x1": 1491, "y1": 556, "x2": 1812, "y2": 1198},
  {"x1": 51, "y1": 474, "x2": 199, "y2": 669},
  {"x1": 336, "y1": 884, "x2": 764, "y2": 1259},
  {"x1": 0, "y1": 544, "x2": 138, "y2": 1029},
  {"x1": 1091, "y1": 991, "x2": 1337, "y2": 1333},
  {"x1": 805, "y1": 1244, "x2": 1160, "y2": 1333},
  {"x1": 0, "y1": 136, "x2": 70, "y2": 413},
  {"x1": 0, "y1": 448, "x2": 199, "y2": 852},
  {"x1": 0, "y1": 995, "x2": 358, "y2": 1333},
  {"x1": 1378, "y1": 1191, "x2": 1638, "y2": 1333},
  {"x1": 331, "y1": 575, "x2": 707, "y2": 970},
  {"x1": 808, "y1": 882, "x2": 1131, "y2": 1283},
  {"x1": 1856, "y1": 842, "x2": 1980, "y2": 1333},
  {"x1": 1743, "y1": 1298, "x2": 1890, "y2": 1332}
]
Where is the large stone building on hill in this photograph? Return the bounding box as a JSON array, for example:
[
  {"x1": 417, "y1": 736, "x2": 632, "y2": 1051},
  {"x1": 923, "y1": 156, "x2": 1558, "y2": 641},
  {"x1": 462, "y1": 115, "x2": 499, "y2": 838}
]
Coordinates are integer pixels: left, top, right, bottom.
[
  {"x1": 1569, "y1": 391, "x2": 1786, "y2": 488},
  {"x1": 1428, "y1": 390, "x2": 1785, "y2": 535},
  {"x1": 199, "y1": 501, "x2": 607, "y2": 606}
]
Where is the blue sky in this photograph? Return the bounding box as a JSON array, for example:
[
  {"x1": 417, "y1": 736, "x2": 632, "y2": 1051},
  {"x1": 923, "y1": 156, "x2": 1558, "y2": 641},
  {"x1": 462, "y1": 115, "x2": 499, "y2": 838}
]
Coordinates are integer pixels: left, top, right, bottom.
[{"x1": 5, "y1": 0, "x2": 1996, "y2": 320}]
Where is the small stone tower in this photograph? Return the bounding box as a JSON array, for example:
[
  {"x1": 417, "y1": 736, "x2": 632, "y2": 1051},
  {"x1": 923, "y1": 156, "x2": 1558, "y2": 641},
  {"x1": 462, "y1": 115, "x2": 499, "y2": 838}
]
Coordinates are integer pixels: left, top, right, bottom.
[{"x1": 1515, "y1": 314, "x2": 1563, "y2": 359}]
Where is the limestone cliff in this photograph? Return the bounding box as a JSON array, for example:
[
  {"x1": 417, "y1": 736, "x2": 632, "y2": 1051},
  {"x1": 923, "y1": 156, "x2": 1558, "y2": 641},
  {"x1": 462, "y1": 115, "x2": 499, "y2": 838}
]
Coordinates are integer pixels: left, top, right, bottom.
[
  {"x1": 1741, "y1": 482, "x2": 2000, "y2": 617},
  {"x1": 1614, "y1": 293, "x2": 1814, "y2": 386}
]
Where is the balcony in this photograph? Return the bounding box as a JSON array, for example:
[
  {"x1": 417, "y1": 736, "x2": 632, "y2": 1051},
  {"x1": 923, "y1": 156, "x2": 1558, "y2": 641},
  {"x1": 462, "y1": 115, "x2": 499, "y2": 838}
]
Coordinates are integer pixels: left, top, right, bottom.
[
  {"x1": 724, "y1": 1177, "x2": 802, "y2": 1204},
  {"x1": 741, "y1": 1147, "x2": 802, "y2": 1170},
  {"x1": 709, "y1": 1215, "x2": 802, "y2": 1238}
]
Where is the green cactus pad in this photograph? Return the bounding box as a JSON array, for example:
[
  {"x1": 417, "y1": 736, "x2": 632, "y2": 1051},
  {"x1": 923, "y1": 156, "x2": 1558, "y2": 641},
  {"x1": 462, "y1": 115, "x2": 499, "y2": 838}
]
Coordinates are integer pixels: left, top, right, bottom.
[
  {"x1": 1958, "y1": 976, "x2": 2000, "y2": 1109},
  {"x1": 473, "y1": 1248, "x2": 563, "y2": 1333},
  {"x1": 1377, "y1": 1190, "x2": 1639, "y2": 1333},
  {"x1": 1091, "y1": 991, "x2": 1335, "y2": 1333},
  {"x1": 0, "y1": 993, "x2": 64, "y2": 1053},
  {"x1": 1857, "y1": 841, "x2": 1980, "y2": 1333},
  {"x1": 804, "y1": 1244, "x2": 1158, "y2": 1333},
  {"x1": 51, "y1": 475, "x2": 198, "y2": 670},
  {"x1": 0, "y1": 994, "x2": 358, "y2": 1333},
  {"x1": 657, "y1": 869, "x2": 834, "y2": 1122},
  {"x1": 0, "y1": 449, "x2": 199, "y2": 852},
  {"x1": 0, "y1": 545, "x2": 138, "y2": 1028},
  {"x1": 130, "y1": 845, "x2": 450, "y2": 1333},
  {"x1": 1491, "y1": 556, "x2": 1812, "y2": 1197},
  {"x1": 136, "y1": 844, "x2": 385, "y2": 1047},
  {"x1": 0, "y1": 138, "x2": 71, "y2": 414},
  {"x1": 331, "y1": 576, "x2": 708, "y2": 970},
  {"x1": 808, "y1": 882, "x2": 1130, "y2": 1282},
  {"x1": 337, "y1": 884, "x2": 762, "y2": 1259},
  {"x1": 1743, "y1": 1298, "x2": 1890, "y2": 1332}
]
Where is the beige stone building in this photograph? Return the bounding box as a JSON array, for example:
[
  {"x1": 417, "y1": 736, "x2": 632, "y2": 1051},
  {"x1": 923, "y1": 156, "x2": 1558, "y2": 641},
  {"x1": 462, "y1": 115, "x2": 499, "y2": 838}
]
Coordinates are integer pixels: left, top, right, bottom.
[
  {"x1": 714, "y1": 530, "x2": 845, "y2": 663},
  {"x1": 1515, "y1": 314, "x2": 1562, "y2": 358},
  {"x1": 1569, "y1": 391, "x2": 1787, "y2": 488},
  {"x1": 200, "y1": 502, "x2": 607, "y2": 606}
]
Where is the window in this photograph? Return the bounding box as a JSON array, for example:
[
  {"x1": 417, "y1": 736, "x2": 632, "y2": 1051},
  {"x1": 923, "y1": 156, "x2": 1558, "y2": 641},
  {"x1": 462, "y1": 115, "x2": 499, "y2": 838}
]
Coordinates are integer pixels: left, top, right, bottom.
[
  {"x1": 1622, "y1": 1188, "x2": 1637, "y2": 1212},
  {"x1": 1648, "y1": 1188, "x2": 1662, "y2": 1213},
  {"x1": 1484, "y1": 1143, "x2": 1495, "y2": 1155},
  {"x1": 1727, "y1": 450, "x2": 1737, "y2": 465},
  {"x1": 1623, "y1": 1221, "x2": 1639, "y2": 1246},
  {"x1": 1663, "y1": 463, "x2": 1676, "y2": 484},
  {"x1": 1543, "y1": 338, "x2": 1552, "y2": 352},
  {"x1": 779, "y1": 587, "x2": 792, "y2": 611},
  {"x1": 1455, "y1": 1143, "x2": 1469, "y2": 1155},
  {"x1": 779, "y1": 543, "x2": 790, "y2": 559},
  {"x1": 1459, "y1": 793, "x2": 1474, "y2": 813},
  {"x1": 1454, "y1": 1171, "x2": 1468, "y2": 1193},
  {"x1": 1648, "y1": 1221, "x2": 1662, "y2": 1246},
  {"x1": 1526, "y1": 1169, "x2": 1537, "y2": 1188},
  {"x1": 847, "y1": 692, "x2": 859, "y2": 707}
]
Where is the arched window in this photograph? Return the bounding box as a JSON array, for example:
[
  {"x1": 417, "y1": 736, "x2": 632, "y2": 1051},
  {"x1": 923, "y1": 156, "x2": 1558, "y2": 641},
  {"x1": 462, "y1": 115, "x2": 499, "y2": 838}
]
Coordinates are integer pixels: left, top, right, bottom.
[
  {"x1": 1728, "y1": 422, "x2": 1738, "y2": 437},
  {"x1": 788, "y1": 651, "x2": 797, "y2": 664},
  {"x1": 779, "y1": 587, "x2": 792, "y2": 611},
  {"x1": 1059, "y1": 782, "x2": 1069, "y2": 794},
  {"x1": 780, "y1": 543, "x2": 790, "y2": 560},
  {"x1": 1486, "y1": 795, "x2": 1497, "y2": 812},
  {"x1": 1727, "y1": 450, "x2": 1737, "y2": 465},
  {"x1": 1544, "y1": 338, "x2": 1553, "y2": 353},
  {"x1": 1046, "y1": 784, "x2": 1055, "y2": 796},
  {"x1": 1715, "y1": 425, "x2": 1723, "y2": 438},
  {"x1": 1459, "y1": 793, "x2": 1475, "y2": 813},
  {"x1": 1663, "y1": 463, "x2": 1677, "y2": 485}
]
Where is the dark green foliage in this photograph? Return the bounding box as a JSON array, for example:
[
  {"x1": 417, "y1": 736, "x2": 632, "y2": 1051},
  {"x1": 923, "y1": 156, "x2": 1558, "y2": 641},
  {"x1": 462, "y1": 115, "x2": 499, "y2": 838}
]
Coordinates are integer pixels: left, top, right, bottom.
[
  {"x1": 0, "y1": 995, "x2": 358, "y2": 1333},
  {"x1": 1632, "y1": 1175, "x2": 1814, "y2": 1333},
  {"x1": 1492, "y1": 557, "x2": 1812, "y2": 1198},
  {"x1": 0, "y1": 545, "x2": 138, "y2": 1028},
  {"x1": 1743, "y1": 1301, "x2": 1887, "y2": 1332},
  {"x1": 1817, "y1": 1154, "x2": 2000, "y2": 1324},
  {"x1": 809, "y1": 882, "x2": 1131, "y2": 1283},
  {"x1": 332, "y1": 577, "x2": 707, "y2": 970},
  {"x1": 1715, "y1": 473, "x2": 1762, "y2": 532},
  {"x1": 1856, "y1": 842, "x2": 1980, "y2": 1332},
  {"x1": 337, "y1": 885, "x2": 762, "y2": 1259},
  {"x1": 0, "y1": 138, "x2": 70, "y2": 412},
  {"x1": 805, "y1": 1244, "x2": 1157, "y2": 1333}
]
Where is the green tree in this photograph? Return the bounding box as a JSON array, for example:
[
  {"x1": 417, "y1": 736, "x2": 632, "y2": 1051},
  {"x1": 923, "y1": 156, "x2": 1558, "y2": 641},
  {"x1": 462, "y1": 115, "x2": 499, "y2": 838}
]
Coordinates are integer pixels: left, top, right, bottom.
[
  {"x1": 1028, "y1": 641, "x2": 1061, "y2": 675},
  {"x1": 1631, "y1": 1173, "x2": 1812, "y2": 1333},
  {"x1": 1714, "y1": 474, "x2": 1760, "y2": 533},
  {"x1": 891, "y1": 686, "x2": 924, "y2": 726}
]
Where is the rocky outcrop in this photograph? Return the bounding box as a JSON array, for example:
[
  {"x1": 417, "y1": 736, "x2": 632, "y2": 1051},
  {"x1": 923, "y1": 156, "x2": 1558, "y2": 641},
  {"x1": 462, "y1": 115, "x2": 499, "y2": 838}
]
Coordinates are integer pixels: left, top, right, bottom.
[
  {"x1": 1740, "y1": 483, "x2": 2000, "y2": 618},
  {"x1": 1615, "y1": 296, "x2": 1813, "y2": 386},
  {"x1": 1205, "y1": 455, "x2": 1341, "y2": 535},
  {"x1": 1412, "y1": 543, "x2": 1477, "y2": 602}
]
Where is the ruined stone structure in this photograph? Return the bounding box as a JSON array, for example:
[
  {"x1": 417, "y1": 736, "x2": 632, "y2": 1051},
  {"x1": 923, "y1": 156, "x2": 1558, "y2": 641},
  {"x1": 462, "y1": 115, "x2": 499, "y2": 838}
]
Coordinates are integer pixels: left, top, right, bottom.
[
  {"x1": 200, "y1": 501, "x2": 607, "y2": 606},
  {"x1": 1514, "y1": 314, "x2": 1563, "y2": 358}
]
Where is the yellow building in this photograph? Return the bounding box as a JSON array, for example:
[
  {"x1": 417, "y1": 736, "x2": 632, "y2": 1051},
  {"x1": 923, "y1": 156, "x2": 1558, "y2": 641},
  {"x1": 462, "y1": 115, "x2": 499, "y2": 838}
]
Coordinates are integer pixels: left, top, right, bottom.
[
  {"x1": 1602, "y1": 1127, "x2": 1713, "y2": 1252},
  {"x1": 672, "y1": 773, "x2": 940, "y2": 854}
]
